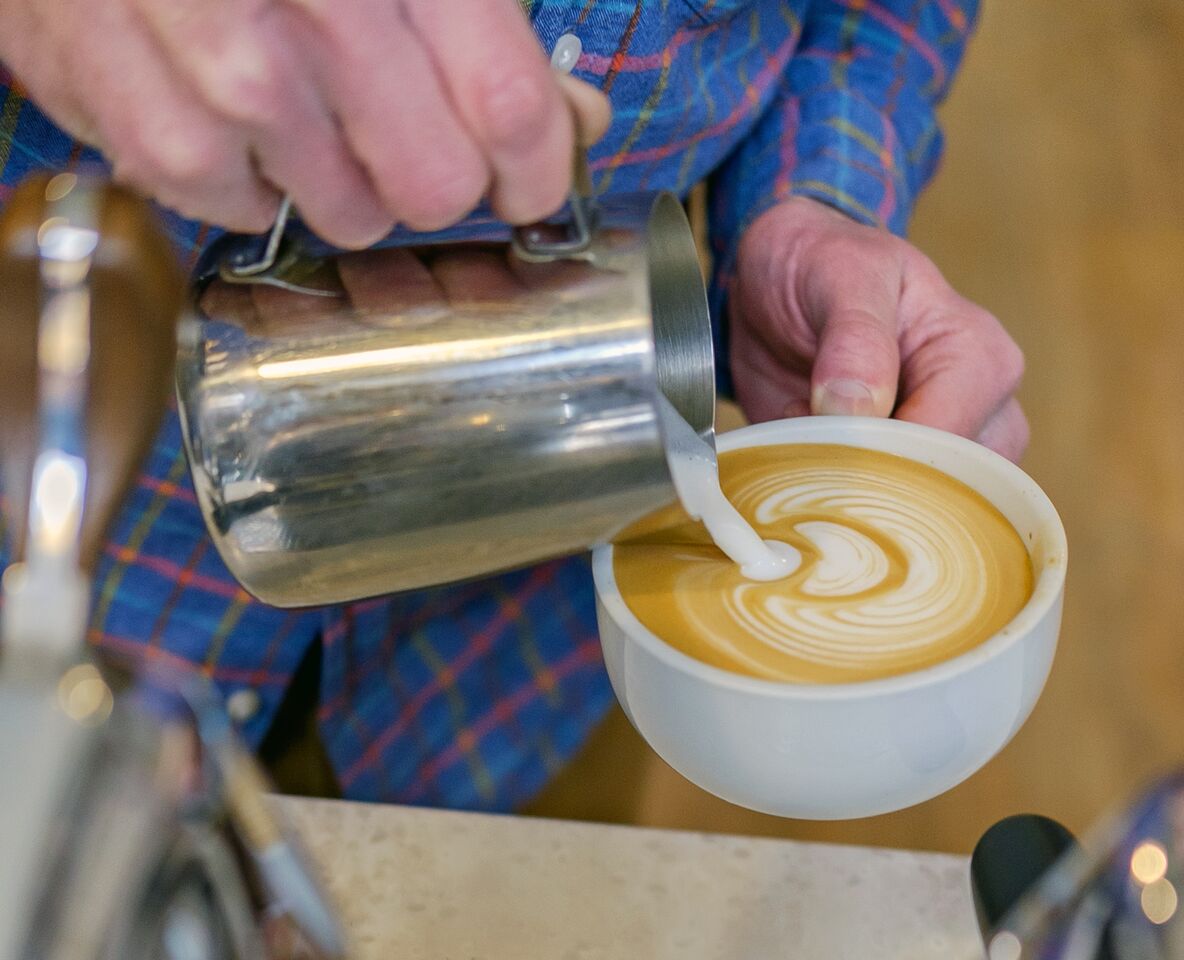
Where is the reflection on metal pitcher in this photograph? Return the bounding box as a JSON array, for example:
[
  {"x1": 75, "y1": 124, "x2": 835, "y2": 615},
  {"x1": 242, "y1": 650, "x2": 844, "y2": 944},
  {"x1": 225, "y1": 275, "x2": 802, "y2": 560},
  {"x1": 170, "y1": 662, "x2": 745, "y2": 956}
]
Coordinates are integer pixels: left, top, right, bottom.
[{"x1": 178, "y1": 193, "x2": 714, "y2": 607}]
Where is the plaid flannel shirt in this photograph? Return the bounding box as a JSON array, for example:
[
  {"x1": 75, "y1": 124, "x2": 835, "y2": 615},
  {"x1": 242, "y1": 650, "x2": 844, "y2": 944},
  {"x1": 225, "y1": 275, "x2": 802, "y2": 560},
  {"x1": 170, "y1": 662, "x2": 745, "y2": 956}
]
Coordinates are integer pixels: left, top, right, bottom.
[{"x1": 0, "y1": 0, "x2": 976, "y2": 811}]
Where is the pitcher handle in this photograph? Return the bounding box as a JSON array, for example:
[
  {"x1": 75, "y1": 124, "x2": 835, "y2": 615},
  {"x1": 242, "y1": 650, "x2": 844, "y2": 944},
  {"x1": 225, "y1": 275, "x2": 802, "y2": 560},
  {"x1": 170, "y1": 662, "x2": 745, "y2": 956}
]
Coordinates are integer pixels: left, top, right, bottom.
[
  {"x1": 510, "y1": 133, "x2": 596, "y2": 262},
  {"x1": 221, "y1": 152, "x2": 596, "y2": 285}
]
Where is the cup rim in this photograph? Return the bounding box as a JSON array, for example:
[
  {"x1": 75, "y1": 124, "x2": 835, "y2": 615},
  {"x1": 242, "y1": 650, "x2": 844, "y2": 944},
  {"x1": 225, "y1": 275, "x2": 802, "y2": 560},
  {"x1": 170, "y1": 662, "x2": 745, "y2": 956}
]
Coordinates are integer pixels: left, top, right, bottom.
[{"x1": 592, "y1": 415, "x2": 1068, "y2": 701}]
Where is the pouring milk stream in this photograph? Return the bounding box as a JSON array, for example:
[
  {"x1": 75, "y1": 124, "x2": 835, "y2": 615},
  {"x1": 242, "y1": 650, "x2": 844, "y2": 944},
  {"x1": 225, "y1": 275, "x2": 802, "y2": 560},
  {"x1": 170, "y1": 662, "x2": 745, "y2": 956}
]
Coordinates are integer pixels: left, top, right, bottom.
[{"x1": 657, "y1": 394, "x2": 800, "y2": 582}]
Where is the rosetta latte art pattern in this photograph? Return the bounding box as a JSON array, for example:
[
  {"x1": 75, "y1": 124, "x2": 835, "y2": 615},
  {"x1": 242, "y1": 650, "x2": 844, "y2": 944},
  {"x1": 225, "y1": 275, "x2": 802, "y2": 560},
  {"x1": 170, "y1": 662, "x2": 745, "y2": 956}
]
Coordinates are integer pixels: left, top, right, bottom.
[{"x1": 614, "y1": 445, "x2": 1033, "y2": 684}]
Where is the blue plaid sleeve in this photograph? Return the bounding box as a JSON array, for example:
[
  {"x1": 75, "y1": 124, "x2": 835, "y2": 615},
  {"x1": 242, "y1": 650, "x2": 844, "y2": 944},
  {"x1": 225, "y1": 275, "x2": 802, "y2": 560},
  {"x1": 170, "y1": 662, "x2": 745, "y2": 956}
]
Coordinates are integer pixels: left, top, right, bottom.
[
  {"x1": 706, "y1": 0, "x2": 978, "y2": 394},
  {"x1": 711, "y1": 0, "x2": 978, "y2": 245}
]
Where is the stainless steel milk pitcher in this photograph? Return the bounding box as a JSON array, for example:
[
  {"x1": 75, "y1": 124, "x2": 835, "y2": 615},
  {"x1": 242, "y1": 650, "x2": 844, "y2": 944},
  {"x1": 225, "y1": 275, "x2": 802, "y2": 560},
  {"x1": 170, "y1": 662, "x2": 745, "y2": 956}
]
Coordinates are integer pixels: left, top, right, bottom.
[{"x1": 177, "y1": 178, "x2": 715, "y2": 607}]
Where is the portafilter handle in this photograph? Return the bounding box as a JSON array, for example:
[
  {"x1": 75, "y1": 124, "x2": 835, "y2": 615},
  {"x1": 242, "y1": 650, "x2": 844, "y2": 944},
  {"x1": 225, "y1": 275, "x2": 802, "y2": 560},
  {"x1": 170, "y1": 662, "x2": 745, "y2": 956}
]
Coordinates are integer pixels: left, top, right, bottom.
[{"x1": 0, "y1": 173, "x2": 183, "y2": 656}]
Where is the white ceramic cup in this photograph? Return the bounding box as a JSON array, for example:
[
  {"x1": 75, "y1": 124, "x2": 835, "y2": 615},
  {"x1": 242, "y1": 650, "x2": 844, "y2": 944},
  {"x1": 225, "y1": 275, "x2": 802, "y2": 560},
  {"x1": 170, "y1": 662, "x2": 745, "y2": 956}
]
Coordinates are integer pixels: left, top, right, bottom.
[{"x1": 592, "y1": 416, "x2": 1067, "y2": 820}]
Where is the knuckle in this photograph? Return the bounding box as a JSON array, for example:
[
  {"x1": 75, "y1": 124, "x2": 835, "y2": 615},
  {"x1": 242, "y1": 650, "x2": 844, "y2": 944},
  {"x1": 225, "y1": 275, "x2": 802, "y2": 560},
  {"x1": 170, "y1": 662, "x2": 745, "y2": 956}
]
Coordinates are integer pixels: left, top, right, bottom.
[
  {"x1": 200, "y1": 48, "x2": 285, "y2": 127},
  {"x1": 811, "y1": 233, "x2": 897, "y2": 286},
  {"x1": 111, "y1": 124, "x2": 272, "y2": 228},
  {"x1": 537, "y1": 172, "x2": 570, "y2": 216},
  {"x1": 834, "y1": 307, "x2": 892, "y2": 342},
  {"x1": 148, "y1": 181, "x2": 272, "y2": 232},
  {"x1": 106, "y1": 118, "x2": 156, "y2": 185},
  {"x1": 148, "y1": 130, "x2": 224, "y2": 184},
  {"x1": 976, "y1": 311, "x2": 1025, "y2": 386},
  {"x1": 808, "y1": 234, "x2": 856, "y2": 272},
  {"x1": 473, "y1": 66, "x2": 555, "y2": 146},
  {"x1": 833, "y1": 312, "x2": 899, "y2": 367},
  {"x1": 1000, "y1": 328, "x2": 1025, "y2": 370},
  {"x1": 109, "y1": 153, "x2": 147, "y2": 192},
  {"x1": 302, "y1": 197, "x2": 394, "y2": 250},
  {"x1": 105, "y1": 107, "x2": 229, "y2": 186},
  {"x1": 394, "y1": 162, "x2": 487, "y2": 230},
  {"x1": 505, "y1": 166, "x2": 569, "y2": 224},
  {"x1": 110, "y1": 139, "x2": 160, "y2": 188},
  {"x1": 998, "y1": 336, "x2": 1026, "y2": 390}
]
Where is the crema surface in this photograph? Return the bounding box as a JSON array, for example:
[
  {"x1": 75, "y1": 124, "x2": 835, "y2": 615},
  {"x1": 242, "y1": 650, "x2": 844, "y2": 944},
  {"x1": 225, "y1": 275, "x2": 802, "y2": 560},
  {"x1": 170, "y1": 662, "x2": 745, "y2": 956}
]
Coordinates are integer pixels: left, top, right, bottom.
[{"x1": 613, "y1": 444, "x2": 1033, "y2": 684}]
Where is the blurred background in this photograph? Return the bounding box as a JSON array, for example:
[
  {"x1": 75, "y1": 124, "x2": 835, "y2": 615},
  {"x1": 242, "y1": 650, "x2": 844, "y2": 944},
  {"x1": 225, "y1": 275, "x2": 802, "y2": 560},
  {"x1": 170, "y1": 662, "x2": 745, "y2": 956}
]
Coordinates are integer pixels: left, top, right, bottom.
[{"x1": 525, "y1": 0, "x2": 1184, "y2": 853}]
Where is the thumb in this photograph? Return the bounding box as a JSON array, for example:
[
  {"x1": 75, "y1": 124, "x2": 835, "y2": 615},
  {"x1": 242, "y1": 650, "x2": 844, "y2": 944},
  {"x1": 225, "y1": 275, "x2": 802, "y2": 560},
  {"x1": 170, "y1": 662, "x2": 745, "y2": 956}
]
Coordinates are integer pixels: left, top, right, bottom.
[
  {"x1": 809, "y1": 305, "x2": 901, "y2": 417},
  {"x1": 556, "y1": 74, "x2": 612, "y2": 147}
]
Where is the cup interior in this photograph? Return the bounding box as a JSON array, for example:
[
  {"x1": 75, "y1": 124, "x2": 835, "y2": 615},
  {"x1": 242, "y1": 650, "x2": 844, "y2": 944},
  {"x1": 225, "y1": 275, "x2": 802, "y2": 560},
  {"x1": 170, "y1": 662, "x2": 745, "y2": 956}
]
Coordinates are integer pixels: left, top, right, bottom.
[{"x1": 594, "y1": 415, "x2": 1067, "y2": 697}]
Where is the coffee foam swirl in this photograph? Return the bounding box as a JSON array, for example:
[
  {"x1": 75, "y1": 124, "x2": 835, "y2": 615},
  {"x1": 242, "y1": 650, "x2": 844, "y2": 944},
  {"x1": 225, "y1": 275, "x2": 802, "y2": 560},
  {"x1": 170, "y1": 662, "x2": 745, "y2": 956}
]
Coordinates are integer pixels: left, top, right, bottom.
[{"x1": 613, "y1": 444, "x2": 1033, "y2": 684}]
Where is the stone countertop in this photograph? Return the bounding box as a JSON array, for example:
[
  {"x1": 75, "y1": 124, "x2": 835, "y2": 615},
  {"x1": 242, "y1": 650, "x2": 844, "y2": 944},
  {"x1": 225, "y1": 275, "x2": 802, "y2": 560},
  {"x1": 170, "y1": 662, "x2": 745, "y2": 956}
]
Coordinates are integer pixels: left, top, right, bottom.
[{"x1": 276, "y1": 796, "x2": 985, "y2": 960}]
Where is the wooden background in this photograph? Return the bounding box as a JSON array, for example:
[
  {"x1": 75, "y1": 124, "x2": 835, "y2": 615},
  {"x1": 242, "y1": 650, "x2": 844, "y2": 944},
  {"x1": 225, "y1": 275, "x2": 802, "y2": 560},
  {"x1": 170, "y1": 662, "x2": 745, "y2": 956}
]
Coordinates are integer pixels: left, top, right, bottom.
[{"x1": 528, "y1": 0, "x2": 1184, "y2": 853}]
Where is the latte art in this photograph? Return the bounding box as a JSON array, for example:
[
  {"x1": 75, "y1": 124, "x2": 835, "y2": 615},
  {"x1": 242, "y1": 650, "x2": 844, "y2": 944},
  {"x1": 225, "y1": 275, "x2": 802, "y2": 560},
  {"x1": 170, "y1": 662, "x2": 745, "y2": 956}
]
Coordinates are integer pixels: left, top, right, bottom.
[{"x1": 613, "y1": 444, "x2": 1033, "y2": 684}]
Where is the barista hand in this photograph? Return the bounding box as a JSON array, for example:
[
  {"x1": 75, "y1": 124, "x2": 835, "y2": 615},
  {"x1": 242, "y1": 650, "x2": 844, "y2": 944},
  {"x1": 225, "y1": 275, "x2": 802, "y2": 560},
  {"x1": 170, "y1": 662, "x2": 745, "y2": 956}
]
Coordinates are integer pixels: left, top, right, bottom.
[
  {"x1": 730, "y1": 197, "x2": 1028, "y2": 462},
  {"x1": 0, "y1": 0, "x2": 610, "y2": 247}
]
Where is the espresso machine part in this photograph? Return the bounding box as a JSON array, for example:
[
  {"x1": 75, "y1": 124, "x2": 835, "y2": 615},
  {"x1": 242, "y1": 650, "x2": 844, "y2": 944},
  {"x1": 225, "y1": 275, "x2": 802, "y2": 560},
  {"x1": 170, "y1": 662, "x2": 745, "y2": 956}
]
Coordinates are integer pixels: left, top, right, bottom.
[
  {"x1": 0, "y1": 173, "x2": 180, "y2": 657},
  {"x1": 0, "y1": 173, "x2": 343, "y2": 960},
  {"x1": 177, "y1": 168, "x2": 715, "y2": 607},
  {"x1": 971, "y1": 814, "x2": 1080, "y2": 941},
  {"x1": 971, "y1": 785, "x2": 1184, "y2": 960}
]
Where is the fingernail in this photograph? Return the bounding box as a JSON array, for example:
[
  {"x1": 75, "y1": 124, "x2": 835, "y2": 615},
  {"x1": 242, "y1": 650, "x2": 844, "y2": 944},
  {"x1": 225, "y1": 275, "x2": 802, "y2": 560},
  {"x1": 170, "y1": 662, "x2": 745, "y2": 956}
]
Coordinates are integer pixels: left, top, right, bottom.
[{"x1": 813, "y1": 379, "x2": 877, "y2": 416}]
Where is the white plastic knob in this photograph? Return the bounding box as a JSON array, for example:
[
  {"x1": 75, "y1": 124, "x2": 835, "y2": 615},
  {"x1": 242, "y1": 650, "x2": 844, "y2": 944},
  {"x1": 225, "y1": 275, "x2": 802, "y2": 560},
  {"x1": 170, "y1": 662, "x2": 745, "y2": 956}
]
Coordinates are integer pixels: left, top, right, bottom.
[{"x1": 550, "y1": 33, "x2": 583, "y2": 74}]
